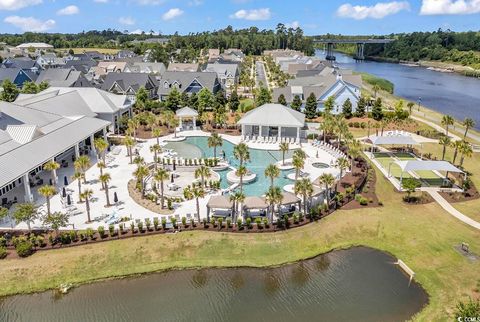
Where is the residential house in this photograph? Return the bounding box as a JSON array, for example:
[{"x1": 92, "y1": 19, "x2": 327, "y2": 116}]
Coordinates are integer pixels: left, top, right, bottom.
[
  {"x1": 167, "y1": 63, "x2": 199, "y2": 72},
  {"x1": 205, "y1": 63, "x2": 239, "y2": 89},
  {"x1": 36, "y1": 53, "x2": 66, "y2": 69},
  {"x1": 101, "y1": 72, "x2": 159, "y2": 102},
  {"x1": 124, "y1": 62, "x2": 166, "y2": 75},
  {"x1": 0, "y1": 68, "x2": 38, "y2": 88},
  {"x1": 157, "y1": 71, "x2": 221, "y2": 101},
  {"x1": 207, "y1": 49, "x2": 220, "y2": 61},
  {"x1": 272, "y1": 73, "x2": 362, "y2": 114},
  {"x1": 15, "y1": 42, "x2": 53, "y2": 55},
  {"x1": 117, "y1": 50, "x2": 136, "y2": 59},
  {"x1": 2, "y1": 57, "x2": 40, "y2": 73},
  {"x1": 90, "y1": 61, "x2": 128, "y2": 82},
  {"x1": 64, "y1": 58, "x2": 98, "y2": 74},
  {"x1": 35, "y1": 69, "x2": 91, "y2": 87}
]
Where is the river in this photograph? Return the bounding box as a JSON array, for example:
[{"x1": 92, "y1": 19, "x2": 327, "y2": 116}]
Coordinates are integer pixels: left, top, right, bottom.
[
  {"x1": 0, "y1": 247, "x2": 428, "y2": 322},
  {"x1": 315, "y1": 50, "x2": 480, "y2": 130}
]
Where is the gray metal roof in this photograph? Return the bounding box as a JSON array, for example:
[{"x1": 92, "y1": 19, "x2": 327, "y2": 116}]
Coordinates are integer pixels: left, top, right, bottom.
[
  {"x1": 158, "y1": 71, "x2": 219, "y2": 96},
  {"x1": 0, "y1": 116, "x2": 109, "y2": 187},
  {"x1": 237, "y1": 103, "x2": 305, "y2": 128},
  {"x1": 205, "y1": 63, "x2": 239, "y2": 77},
  {"x1": 101, "y1": 72, "x2": 158, "y2": 92},
  {"x1": 36, "y1": 69, "x2": 89, "y2": 87}
]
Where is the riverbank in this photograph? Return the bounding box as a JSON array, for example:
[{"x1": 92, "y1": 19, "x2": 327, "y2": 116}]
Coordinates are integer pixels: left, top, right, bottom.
[{"x1": 0, "y1": 163, "x2": 478, "y2": 321}]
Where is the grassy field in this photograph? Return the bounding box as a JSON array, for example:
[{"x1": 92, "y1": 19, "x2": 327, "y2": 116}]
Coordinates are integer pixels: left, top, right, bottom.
[
  {"x1": 358, "y1": 72, "x2": 395, "y2": 94},
  {"x1": 57, "y1": 47, "x2": 120, "y2": 55},
  {"x1": 0, "y1": 164, "x2": 479, "y2": 321}
]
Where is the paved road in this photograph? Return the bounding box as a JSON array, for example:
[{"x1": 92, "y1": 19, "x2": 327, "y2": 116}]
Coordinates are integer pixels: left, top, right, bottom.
[{"x1": 255, "y1": 61, "x2": 268, "y2": 88}]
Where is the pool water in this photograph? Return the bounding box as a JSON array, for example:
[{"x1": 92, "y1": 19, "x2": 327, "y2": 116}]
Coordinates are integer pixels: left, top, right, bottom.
[
  {"x1": 165, "y1": 136, "x2": 294, "y2": 196},
  {"x1": 312, "y1": 162, "x2": 330, "y2": 169}
]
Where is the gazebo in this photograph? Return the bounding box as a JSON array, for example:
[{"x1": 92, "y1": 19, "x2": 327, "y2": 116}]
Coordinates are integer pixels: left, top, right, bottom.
[
  {"x1": 237, "y1": 103, "x2": 305, "y2": 142},
  {"x1": 391, "y1": 160, "x2": 466, "y2": 187},
  {"x1": 206, "y1": 195, "x2": 234, "y2": 220},
  {"x1": 279, "y1": 192, "x2": 301, "y2": 216},
  {"x1": 176, "y1": 106, "x2": 198, "y2": 131},
  {"x1": 368, "y1": 134, "x2": 421, "y2": 156}
]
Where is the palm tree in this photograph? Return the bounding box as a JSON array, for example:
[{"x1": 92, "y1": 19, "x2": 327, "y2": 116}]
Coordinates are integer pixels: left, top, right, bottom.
[
  {"x1": 72, "y1": 172, "x2": 84, "y2": 202},
  {"x1": 372, "y1": 84, "x2": 381, "y2": 98},
  {"x1": 462, "y1": 118, "x2": 475, "y2": 140},
  {"x1": 292, "y1": 155, "x2": 305, "y2": 180},
  {"x1": 319, "y1": 173, "x2": 335, "y2": 206},
  {"x1": 97, "y1": 161, "x2": 106, "y2": 189},
  {"x1": 294, "y1": 178, "x2": 313, "y2": 215},
  {"x1": 208, "y1": 133, "x2": 223, "y2": 159},
  {"x1": 12, "y1": 203, "x2": 38, "y2": 231},
  {"x1": 380, "y1": 118, "x2": 390, "y2": 136},
  {"x1": 127, "y1": 117, "x2": 140, "y2": 142},
  {"x1": 154, "y1": 168, "x2": 169, "y2": 208},
  {"x1": 183, "y1": 185, "x2": 205, "y2": 223},
  {"x1": 293, "y1": 149, "x2": 307, "y2": 161},
  {"x1": 335, "y1": 117, "x2": 349, "y2": 147},
  {"x1": 80, "y1": 189, "x2": 94, "y2": 222},
  {"x1": 319, "y1": 114, "x2": 334, "y2": 143},
  {"x1": 74, "y1": 155, "x2": 91, "y2": 184},
  {"x1": 124, "y1": 135, "x2": 135, "y2": 164},
  {"x1": 451, "y1": 140, "x2": 463, "y2": 164},
  {"x1": 335, "y1": 157, "x2": 350, "y2": 179},
  {"x1": 38, "y1": 185, "x2": 56, "y2": 216},
  {"x1": 265, "y1": 186, "x2": 283, "y2": 222},
  {"x1": 229, "y1": 191, "x2": 245, "y2": 222},
  {"x1": 439, "y1": 136, "x2": 451, "y2": 160},
  {"x1": 264, "y1": 163, "x2": 280, "y2": 188},
  {"x1": 279, "y1": 142, "x2": 289, "y2": 165},
  {"x1": 99, "y1": 173, "x2": 112, "y2": 207},
  {"x1": 459, "y1": 141, "x2": 473, "y2": 167},
  {"x1": 43, "y1": 160, "x2": 60, "y2": 185},
  {"x1": 150, "y1": 143, "x2": 162, "y2": 169},
  {"x1": 94, "y1": 137, "x2": 108, "y2": 164},
  {"x1": 152, "y1": 127, "x2": 162, "y2": 145},
  {"x1": 233, "y1": 143, "x2": 250, "y2": 167},
  {"x1": 133, "y1": 165, "x2": 149, "y2": 197},
  {"x1": 441, "y1": 115, "x2": 454, "y2": 137},
  {"x1": 236, "y1": 165, "x2": 248, "y2": 194},
  {"x1": 195, "y1": 165, "x2": 211, "y2": 187},
  {"x1": 348, "y1": 139, "x2": 362, "y2": 170}
]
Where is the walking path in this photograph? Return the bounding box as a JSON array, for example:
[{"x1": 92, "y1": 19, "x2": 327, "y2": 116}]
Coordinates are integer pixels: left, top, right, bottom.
[{"x1": 425, "y1": 188, "x2": 480, "y2": 230}]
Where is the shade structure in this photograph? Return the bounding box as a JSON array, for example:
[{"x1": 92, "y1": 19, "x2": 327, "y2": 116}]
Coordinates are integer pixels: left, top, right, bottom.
[
  {"x1": 113, "y1": 191, "x2": 118, "y2": 203},
  {"x1": 63, "y1": 176, "x2": 68, "y2": 186},
  {"x1": 281, "y1": 191, "x2": 301, "y2": 205},
  {"x1": 237, "y1": 103, "x2": 305, "y2": 128},
  {"x1": 395, "y1": 160, "x2": 464, "y2": 173},
  {"x1": 175, "y1": 106, "x2": 198, "y2": 118},
  {"x1": 368, "y1": 135, "x2": 420, "y2": 146},
  {"x1": 207, "y1": 195, "x2": 233, "y2": 209},
  {"x1": 243, "y1": 196, "x2": 268, "y2": 210}
]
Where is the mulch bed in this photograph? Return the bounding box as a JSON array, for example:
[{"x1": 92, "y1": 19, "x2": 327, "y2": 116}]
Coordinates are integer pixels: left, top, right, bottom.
[
  {"x1": 439, "y1": 173, "x2": 480, "y2": 203},
  {"x1": 128, "y1": 180, "x2": 174, "y2": 215},
  {"x1": 136, "y1": 125, "x2": 172, "y2": 139}
]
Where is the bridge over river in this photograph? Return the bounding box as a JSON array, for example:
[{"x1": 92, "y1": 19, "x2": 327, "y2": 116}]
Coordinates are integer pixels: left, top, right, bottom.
[{"x1": 313, "y1": 38, "x2": 395, "y2": 61}]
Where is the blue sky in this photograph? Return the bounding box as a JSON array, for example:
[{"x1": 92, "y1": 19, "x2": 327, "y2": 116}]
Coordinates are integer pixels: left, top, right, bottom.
[{"x1": 1, "y1": 0, "x2": 479, "y2": 35}]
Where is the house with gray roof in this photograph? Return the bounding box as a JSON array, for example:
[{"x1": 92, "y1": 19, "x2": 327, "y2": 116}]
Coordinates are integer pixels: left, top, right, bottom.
[
  {"x1": 167, "y1": 63, "x2": 199, "y2": 72},
  {"x1": 205, "y1": 63, "x2": 239, "y2": 90},
  {"x1": 36, "y1": 53, "x2": 66, "y2": 69},
  {"x1": 101, "y1": 72, "x2": 159, "y2": 102},
  {"x1": 0, "y1": 68, "x2": 38, "y2": 88},
  {"x1": 36, "y1": 69, "x2": 91, "y2": 87},
  {"x1": 124, "y1": 62, "x2": 166, "y2": 75},
  {"x1": 2, "y1": 57, "x2": 40, "y2": 72},
  {"x1": 157, "y1": 71, "x2": 221, "y2": 101},
  {"x1": 273, "y1": 73, "x2": 362, "y2": 114}
]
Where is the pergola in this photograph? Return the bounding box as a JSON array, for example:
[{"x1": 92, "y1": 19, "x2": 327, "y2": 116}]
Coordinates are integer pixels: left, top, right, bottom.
[
  {"x1": 279, "y1": 192, "x2": 301, "y2": 216},
  {"x1": 206, "y1": 195, "x2": 234, "y2": 220},
  {"x1": 243, "y1": 196, "x2": 269, "y2": 218},
  {"x1": 176, "y1": 106, "x2": 198, "y2": 130},
  {"x1": 237, "y1": 103, "x2": 305, "y2": 141},
  {"x1": 391, "y1": 160, "x2": 466, "y2": 186}
]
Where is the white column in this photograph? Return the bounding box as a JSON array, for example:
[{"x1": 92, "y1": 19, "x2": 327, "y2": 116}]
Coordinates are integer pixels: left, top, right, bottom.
[
  {"x1": 90, "y1": 135, "x2": 96, "y2": 156},
  {"x1": 74, "y1": 143, "x2": 80, "y2": 159},
  {"x1": 241, "y1": 124, "x2": 245, "y2": 136},
  {"x1": 278, "y1": 126, "x2": 282, "y2": 140},
  {"x1": 296, "y1": 127, "x2": 300, "y2": 141},
  {"x1": 103, "y1": 128, "x2": 108, "y2": 142},
  {"x1": 259, "y1": 126, "x2": 263, "y2": 138},
  {"x1": 179, "y1": 117, "x2": 183, "y2": 129},
  {"x1": 23, "y1": 174, "x2": 33, "y2": 203},
  {"x1": 192, "y1": 117, "x2": 196, "y2": 130}
]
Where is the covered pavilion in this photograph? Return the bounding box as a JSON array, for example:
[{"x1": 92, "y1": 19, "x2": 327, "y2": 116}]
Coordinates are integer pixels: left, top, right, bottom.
[
  {"x1": 368, "y1": 134, "x2": 421, "y2": 156},
  {"x1": 242, "y1": 196, "x2": 269, "y2": 218},
  {"x1": 391, "y1": 160, "x2": 466, "y2": 187},
  {"x1": 206, "y1": 195, "x2": 234, "y2": 220},
  {"x1": 176, "y1": 106, "x2": 198, "y2": 131}
]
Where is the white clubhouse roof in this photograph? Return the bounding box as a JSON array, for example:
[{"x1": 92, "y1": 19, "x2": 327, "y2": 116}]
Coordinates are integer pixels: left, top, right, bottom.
[
  {"x1": 16, "y1": 42, "x2": 53, "y2": 49},
  {"x1": 237, "y1": 103, "x2": 305, "y2": 128},
  {"x1": 369, "y1": 135, "x2": 420, "y2": 146},
  {"x1": 395, "y1": 160, "x2": 463, "y2": 173},
  {"x1": 176, "y1": 106, "x2": 198, "y2": 117}
]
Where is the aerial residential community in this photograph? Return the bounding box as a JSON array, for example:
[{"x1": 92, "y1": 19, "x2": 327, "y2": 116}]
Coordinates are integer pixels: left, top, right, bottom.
[{"x1": 0, "y1": 0, "x2": 479, "y2": 321}]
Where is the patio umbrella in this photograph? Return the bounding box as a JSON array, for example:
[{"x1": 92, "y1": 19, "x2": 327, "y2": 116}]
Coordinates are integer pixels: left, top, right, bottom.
[
  {"x1": 62, "y1": 187, "x2": 67, "y2": 198},
  {"x1": 171, "y1": 174, "x2": 174, "y2": 183},
  {"x1": 114, "y1": 192, "x2": 118, "y2": 203},
  {"x1": 64, "y1": 176, "x2": 68, "y2": 186},
  {"x1": 49, "y1": 178, "x2": 53, "y2": 186},
  {"x1": 173, "y1": 161, "x2": 176, "y2": 171},
  {"x1": 67, "y1": 194, "x2": 72, "y2": 206}
]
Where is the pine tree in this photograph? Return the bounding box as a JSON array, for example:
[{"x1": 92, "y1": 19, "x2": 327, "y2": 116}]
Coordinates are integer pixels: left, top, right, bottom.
[
  {"x1": 277, "y1": 93, "x2": 287, "y2": 105},
  {"x1": 229, "y1": 90, "x2": 240, "y2": 112},
  {"x1": 0, "y1": 79, "x2": 19, "y2": 102},
  {"x1": 189, "y1": 92, "x2": 198, "y2": 109},
  {"x1": 291, "y1": 95, "x2": 302, "y2": 111},
  {"x1": 372, "y1": 98, "x2": 384, "y2": 121},
  {"x1": 304, "y1": 93, "x2": 317, "y2": 119},
  {"x1": 21, "y1": 81, "x2": 39, "y2": 94},
  {"x1": 255, "y1": 87, "x2": 272, "y2": 107},
  {"x1": 356, "y1": 96, "x2": 366, "y2": 117},
  {"x1": 342, "y1": 98, "x2": 353, "y2": 119},
  {"x1": 165, "y1": 87, "x2": 182, "y2": 111}
]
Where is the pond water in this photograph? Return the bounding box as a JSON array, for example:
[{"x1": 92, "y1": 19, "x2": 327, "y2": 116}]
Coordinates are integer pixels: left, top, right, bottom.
[
  {"x1": 316, "y1": 50, "x2": 480, "y2": 129},
  {"x1": 165, "y1": 136, "x2": 294, "y2": 196},
  {"x1": 0, "y1": 247, "x2": 428, "y2": 322}
]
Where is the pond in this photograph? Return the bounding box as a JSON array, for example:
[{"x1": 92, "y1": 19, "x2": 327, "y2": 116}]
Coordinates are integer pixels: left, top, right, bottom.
[{"x1": 0, "y1": 247, "x2": 428, "y2": 322}]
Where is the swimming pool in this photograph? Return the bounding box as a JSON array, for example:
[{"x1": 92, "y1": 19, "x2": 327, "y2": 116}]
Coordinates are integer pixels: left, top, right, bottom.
[{"x1": 165, "y1": 136, "x2": 294, "y2": 196}]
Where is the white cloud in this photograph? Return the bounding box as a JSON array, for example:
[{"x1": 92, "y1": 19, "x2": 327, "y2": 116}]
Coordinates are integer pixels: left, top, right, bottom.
[
  {"x1": 93, "y1": 0, "x2": 108, "y2": 3},
  {"x1": 188, "y1": 0, "x2": 203, "y2": 6},
  {"x1": 56, "y1": 5, "x2": 79, "y2": 16},
  {"x1": 0, "y1": 0, "x2": 42, "y2": 10},
  {"x1": 229, "y1": 8, "x2": 271, "y2": 20},
  {"x1": 337, "y1": 1, "x2": 410, "y2": 19},
  {"x1": 286, "y1": 21, "x2": 300, "y2": 29},
  {"x1": 420, "y1": 0, "x2": 480, "y2": 15},
  {"x1": 162, "y1": 8, "x2": 184, "y2": 20},
  {"x1": 4, "y1": 16, "x2": 55, "y2": 32},
  {"x1": 118, "y1": 16, "x2": 135, "y2": 25},
  {"x1": 136, "y1": 0, "x2": 164, "y2": 5}
]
